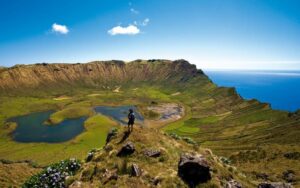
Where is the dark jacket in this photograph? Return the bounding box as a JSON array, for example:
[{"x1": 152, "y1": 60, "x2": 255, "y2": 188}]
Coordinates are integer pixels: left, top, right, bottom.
[{"x1": 128, "y1": 112, "x2": 135, "y2": 123}]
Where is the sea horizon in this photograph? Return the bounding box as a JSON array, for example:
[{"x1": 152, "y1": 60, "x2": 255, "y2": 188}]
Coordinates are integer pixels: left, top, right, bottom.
[{"x1": 205, "y1": 69, "x2": 300, "y2": 112}]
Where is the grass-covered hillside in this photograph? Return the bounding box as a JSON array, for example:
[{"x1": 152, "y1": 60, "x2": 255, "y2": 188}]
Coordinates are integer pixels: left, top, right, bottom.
[
  {"x1": 53, "y1": 126, "x2": 256, "y2": 187},
  {"x1": 0, "y1": 60, "x2": 299, "y2": 187}
]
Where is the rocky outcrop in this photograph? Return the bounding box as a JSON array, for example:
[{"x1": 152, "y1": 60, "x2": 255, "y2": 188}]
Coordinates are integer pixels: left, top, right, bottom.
[
  {"x1": 178, "y1": 153, "x2": 211, "y2": 187},
  {"x1": 85, "y1": 153, "x2": 94, "y2": 163},
  {"x1": 257, "y1": 182, "x2": 292, "y2": 188},
  {"x1": 144, "y1": 149, "x2": 161, "y2": 158},
  {"x1": 105, "y1": 128, "x2": 118, "y2": 145},
  {"x1": 102, "y1": 169, "x2": 118, "y2": 185},
  {"x1": 282, "y1": 170, "x2": 296, "y2": 183},
  {"x1": 0, "y1": 60, "x2": 207, "y2": 95},
  {"x1": 256, "y1": 173, "x2": 269, "y2": 180},
  {"x1": 131, "y1": 164, "x2": 141, "y2": 177},
  {"x1": 225, "y1": 180, "x2": 243, "y2": 188},
  {"x1": 117, "y1": 142, "x2": 135, "y2": 157}
]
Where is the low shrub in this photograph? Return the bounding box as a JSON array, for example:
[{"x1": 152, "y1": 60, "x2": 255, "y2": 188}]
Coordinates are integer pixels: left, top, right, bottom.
[
  {"x1": 219, "y1": 157, "x2": 231, "y2": 165},
  {"x1": 182, "y1": 137, "x2": 197, "y2": 145},
  {"x1": 22, "y1": 158, "x2": 81, "y2": 188},
  {"x1": 169, "y1": 132, "x2": 181, "y2": 140},
  {"x1": 167, "y1": 133, "x2": 197, "y2": 145},
  {"x1": 284, "y1": 152, "x2": 300, "y2": 160},
  {"x1": 111, "y1": 127, "x2": 118, "y2": 135}
]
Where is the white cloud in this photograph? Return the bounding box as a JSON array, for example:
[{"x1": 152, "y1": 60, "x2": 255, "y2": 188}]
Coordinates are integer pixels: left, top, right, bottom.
[
  {"x1": 52, "y1": 23, "x2": 69, "y2": 34},
  {"x1": 142, "y1": 18, "x2": 150, "y2": 26},
  {"x1": 130, "y1": 8, "x2": 139, "y2": 14},
  {"x1": 108, "y1": 25, "x2": 140, "y2": 36}
]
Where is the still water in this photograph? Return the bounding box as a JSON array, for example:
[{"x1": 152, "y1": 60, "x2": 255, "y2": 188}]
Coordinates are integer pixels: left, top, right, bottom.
[{"x1": 11, "y1": 105, "x2": 143, "y2": 143}]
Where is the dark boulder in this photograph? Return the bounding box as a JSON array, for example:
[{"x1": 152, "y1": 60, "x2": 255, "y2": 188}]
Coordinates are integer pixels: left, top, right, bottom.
[
  {"x1": 85, "y1": 149, "x2": 96, "y2": 162},
  {"x1": 85, "y1": 152, "x2": 94, "y2": 162},
  {"x1": 258, "y1": 182, "x2": 292, "y2": 188},
  {"x1": 225, "y1": 180, "x2": 243, "y2": 188},
  {"x1": 105, "y1": 128, "x2": 118, "y2": 145},
  {"x1": 178, "y1": 153, "x2": 211, "y2": 187},
  {"x1": 131, "y1": 163, "x2": 141, "y2": 177},
  {"x1": 282, "y1": 170, "x2": 296, "y2": 183},
  {"x1": 152, "y1": 176, "x2": 162, "y2": 186},
  {"x1": 102, "y1": 169, "x2": 118, "y2": 185},
  {"x1": 117, "y1": 141, "x2": 135, "y2": 157},
  {"x1": 144, "y1": 149, "x2": 161, "y2": 158},
  {"x1": 256, "y1": 173, "x2": 269, "y2": 180}
]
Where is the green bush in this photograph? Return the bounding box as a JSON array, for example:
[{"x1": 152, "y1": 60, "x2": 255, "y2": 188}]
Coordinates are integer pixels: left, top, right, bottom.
[
  {"x1": 167, "y1": 133, "x2": 197, "y2": 145},
  {"x1": 220, "y1": 157, "x2": 231, "y2": 165},
  {"x1": 182, "y1": 137, "x2": 197, "y2": 145},
  {"x1": 111, "y1": 127, "x2": 118, "y2": 135},
  {"x1": 22, "y1": 158, "x2": 81, "y2": 188},
  {"x1": 159, "y1": 155, "x2": 169, "y2": 162},
  {"x1": 168, "y1": 132, "x2": 181, "y2": 140}
]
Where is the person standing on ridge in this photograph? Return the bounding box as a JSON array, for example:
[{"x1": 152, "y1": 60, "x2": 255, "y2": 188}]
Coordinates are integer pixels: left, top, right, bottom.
[{"x1": 128, "y1": 109, "x2": 135, "y2": 132}]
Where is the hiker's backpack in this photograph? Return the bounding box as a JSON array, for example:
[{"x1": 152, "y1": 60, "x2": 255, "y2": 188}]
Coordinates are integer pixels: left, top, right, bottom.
[{"x1": 129, "y1": 112, "x2": 135, "y2": 121}]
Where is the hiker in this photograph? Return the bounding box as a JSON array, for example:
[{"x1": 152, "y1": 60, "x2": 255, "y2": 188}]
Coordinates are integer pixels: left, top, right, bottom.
[{"x1": 128, "y1": 109, "x2": 135, "y2": 132}]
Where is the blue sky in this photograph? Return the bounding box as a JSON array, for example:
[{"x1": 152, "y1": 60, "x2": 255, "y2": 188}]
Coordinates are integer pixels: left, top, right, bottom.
[{"x1": 0, "y1": 0, "x2": 300, "y2": 70}]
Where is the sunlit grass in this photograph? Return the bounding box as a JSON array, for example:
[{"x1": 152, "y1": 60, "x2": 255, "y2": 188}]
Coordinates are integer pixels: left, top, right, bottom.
[{"x1": 48, "y1": 107, "x2": 94, "y2": 124}]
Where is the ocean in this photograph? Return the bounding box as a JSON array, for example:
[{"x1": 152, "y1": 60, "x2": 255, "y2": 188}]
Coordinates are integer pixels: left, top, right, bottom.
[{"x1": 204, "y1": 70, "x2": 300, "y2": 112}]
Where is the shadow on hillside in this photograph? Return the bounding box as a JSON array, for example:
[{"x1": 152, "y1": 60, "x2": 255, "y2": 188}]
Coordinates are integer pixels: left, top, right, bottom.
[{"x1": 117, "y1": 130, "x2": 131, "y2": 144}]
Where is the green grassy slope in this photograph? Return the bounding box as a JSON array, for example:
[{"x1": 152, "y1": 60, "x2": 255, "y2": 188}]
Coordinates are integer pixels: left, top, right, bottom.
[
  {"x1": 0, "y1": 60, "x2": 299, "y2": 186},
  {"x1": 64, "y1": 126, "x2": 256, "y2": 187},
  {"x1": 163, "y1": 84, "x2": 300, "y2": 185}
]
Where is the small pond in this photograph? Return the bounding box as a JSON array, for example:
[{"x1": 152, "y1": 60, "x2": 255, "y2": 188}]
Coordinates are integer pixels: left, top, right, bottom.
[
  {"x1": 94, "y1": 105, "x2": 144, "y2": 125},
  {"x1": 10, "y1": 105, "x2": 143, "y2": 143},
  {"x1": 10, "y1": 111, "x2": 86, "y2": 143}
]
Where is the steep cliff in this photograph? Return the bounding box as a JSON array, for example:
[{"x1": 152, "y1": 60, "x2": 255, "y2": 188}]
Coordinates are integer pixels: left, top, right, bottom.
[{"x1": 0, "y1": 60, "x2": 208, "y2": 95}]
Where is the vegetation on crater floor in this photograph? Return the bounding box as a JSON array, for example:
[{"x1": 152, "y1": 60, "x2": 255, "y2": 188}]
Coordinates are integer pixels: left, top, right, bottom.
[
  {"x1": 47, "y1": 106, "x2": 95, "y2": 124},
  {"x1": 0, "y1": 60, "x2": 299, "y2": 187}
]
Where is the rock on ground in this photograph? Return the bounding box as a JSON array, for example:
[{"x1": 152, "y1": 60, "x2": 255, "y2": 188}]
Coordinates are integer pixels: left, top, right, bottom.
[
  {"x1": 225, "y1": 179, "x2": 243, "y2": 188},
  {"x1": 117, "y1": 141, "x2": 135, "y2": 157},
  {"x1": 257, "y1": 182, "x2": 292, "y2": 188},
  {"x1": 131, "y1": 163, "x2": 141, "y2": 177},
  {"x1": 144, "y1": 149, "x2": 161, "y2": 158},
  {"x1": 178, "y1": 153, "x2": 211, "y2": 187},
  {"x1": 69, "y1": 181, "x2": 83, "y2": 188},
  {"x1": 102, "y1": 169, "x2": 118, "y2": 185}
]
